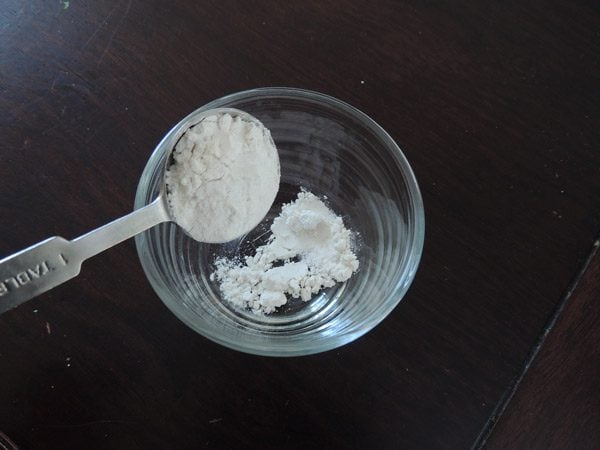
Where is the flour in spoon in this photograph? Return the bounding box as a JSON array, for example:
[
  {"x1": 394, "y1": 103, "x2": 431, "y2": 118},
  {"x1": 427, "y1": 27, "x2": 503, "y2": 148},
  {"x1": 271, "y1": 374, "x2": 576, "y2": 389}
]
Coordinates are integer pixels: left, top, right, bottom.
[
  {"x1": 211, "y1": 191, "x2": 359, "y2": 314},
  {"x1": 165, "y1": 112, "x2": 280, "y2": 243}
]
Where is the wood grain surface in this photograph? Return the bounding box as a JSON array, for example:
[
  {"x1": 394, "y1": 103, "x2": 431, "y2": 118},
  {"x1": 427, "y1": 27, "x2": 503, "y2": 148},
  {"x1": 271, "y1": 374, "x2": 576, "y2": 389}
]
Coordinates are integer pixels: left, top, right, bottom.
[
  {"x1": 485, "y1": 242, "x2": 600, "y2": 449},
  {"x1": 0, "y1": 1, "x2": 599, "y2": 449}
]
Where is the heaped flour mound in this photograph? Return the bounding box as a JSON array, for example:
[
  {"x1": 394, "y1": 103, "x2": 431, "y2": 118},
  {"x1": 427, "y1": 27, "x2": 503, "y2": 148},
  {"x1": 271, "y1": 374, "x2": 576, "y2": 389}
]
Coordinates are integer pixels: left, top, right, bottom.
[
  {"x1": 165, "y1": 112, "x2": 280, "y2": 243},
  {"x1": 211, "y1": 191, "x2": 359, "y2": 314}
]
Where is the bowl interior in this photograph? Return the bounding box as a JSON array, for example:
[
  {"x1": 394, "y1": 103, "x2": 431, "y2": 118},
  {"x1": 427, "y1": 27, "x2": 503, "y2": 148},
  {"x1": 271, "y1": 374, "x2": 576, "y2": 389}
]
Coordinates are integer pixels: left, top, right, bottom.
[{"x1": 134, "y1": 88, "x2": 424, "y2": 356}]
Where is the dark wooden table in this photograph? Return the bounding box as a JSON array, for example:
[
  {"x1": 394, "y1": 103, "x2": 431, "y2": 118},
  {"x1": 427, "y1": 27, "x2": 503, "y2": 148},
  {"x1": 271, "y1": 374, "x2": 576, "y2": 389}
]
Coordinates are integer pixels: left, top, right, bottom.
[{"x1": 1, "y1": 1, "x2": 598, "y2": 449}]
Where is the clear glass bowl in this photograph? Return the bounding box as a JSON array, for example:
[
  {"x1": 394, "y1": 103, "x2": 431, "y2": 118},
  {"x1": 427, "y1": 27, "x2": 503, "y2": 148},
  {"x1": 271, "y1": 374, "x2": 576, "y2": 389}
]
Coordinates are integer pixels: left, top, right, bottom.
[{"x1": 134, "y1": 88, "x2": 424, "y2": 356}]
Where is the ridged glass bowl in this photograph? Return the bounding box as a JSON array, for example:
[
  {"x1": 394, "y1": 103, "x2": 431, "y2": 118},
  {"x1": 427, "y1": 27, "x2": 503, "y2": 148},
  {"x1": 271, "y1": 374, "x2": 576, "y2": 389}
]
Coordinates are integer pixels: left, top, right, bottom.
[{"x1": 134, "y1": 88, "x2": 424, "y2": 356}]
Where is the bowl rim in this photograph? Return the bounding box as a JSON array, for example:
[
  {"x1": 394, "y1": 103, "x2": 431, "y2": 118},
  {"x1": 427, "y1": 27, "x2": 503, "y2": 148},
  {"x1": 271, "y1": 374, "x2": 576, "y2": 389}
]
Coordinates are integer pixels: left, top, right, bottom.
[{"x1": 134, "y1": 87, "x2": 425, "y2": 357}]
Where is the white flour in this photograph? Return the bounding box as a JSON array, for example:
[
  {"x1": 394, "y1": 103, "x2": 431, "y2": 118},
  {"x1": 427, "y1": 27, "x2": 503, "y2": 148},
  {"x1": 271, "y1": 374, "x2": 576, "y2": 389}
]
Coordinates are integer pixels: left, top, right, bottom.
[
  {"x1": 211, "y1": 191, "x2": 359, "y2": 314},
  {"x1": 165, "y1": 112, "x2": 280, "y2": 243}
]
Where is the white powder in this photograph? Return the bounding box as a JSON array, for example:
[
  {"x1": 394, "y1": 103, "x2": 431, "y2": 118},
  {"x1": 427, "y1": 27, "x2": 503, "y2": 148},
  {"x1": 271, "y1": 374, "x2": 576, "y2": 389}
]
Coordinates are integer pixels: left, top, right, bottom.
[
  {"x1": 165, "y1": 112, "x2": 280, "y2": 243},
  {"x1": 211, "y1": 191, "x2": 359, "y2": 314}
]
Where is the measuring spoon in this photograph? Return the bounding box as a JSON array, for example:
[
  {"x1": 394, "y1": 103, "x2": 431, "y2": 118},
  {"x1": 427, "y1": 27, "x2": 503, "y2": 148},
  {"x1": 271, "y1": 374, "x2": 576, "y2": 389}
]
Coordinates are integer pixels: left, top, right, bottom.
[{"x1": 0, "y1": 108, "x2": 276, "y2": 314}]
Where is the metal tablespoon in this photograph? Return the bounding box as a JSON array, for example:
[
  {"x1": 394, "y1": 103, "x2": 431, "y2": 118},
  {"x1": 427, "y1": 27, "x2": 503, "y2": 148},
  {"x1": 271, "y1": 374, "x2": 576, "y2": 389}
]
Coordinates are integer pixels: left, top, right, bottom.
[{"x1": 0, "y1": 108, "x2": 274, "y2": 314}]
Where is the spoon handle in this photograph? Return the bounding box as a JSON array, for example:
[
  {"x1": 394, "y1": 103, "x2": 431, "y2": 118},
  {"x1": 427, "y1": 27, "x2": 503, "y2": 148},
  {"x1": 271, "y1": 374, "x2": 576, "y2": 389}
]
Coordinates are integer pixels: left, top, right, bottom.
[{"x1": 0, "y1": 198, "x2": 169, "y2": 314}]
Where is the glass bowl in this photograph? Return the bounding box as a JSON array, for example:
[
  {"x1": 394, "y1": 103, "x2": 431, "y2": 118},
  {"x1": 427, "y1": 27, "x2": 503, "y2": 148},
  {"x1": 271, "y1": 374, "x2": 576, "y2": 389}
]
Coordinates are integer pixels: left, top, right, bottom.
[{"x1": 134, "y1": 88, "x2": 424, "y2": 356}]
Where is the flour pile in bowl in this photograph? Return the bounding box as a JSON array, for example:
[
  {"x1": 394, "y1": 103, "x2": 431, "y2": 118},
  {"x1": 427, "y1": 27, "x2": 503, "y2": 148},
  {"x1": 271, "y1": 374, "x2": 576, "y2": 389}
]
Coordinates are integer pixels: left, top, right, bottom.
[{"x1": 211, "y1": 191, "x2": 359, "y2": 314}]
